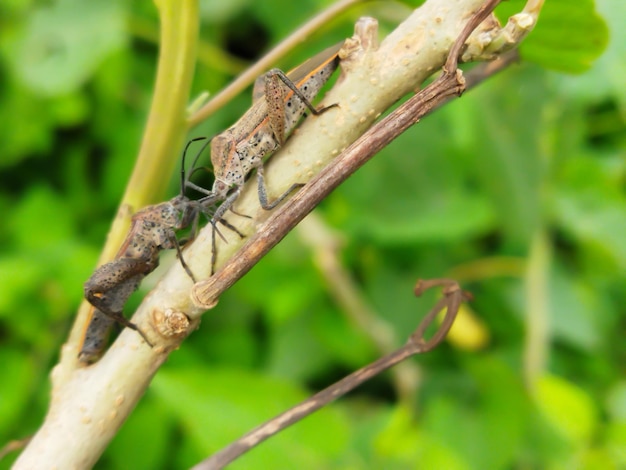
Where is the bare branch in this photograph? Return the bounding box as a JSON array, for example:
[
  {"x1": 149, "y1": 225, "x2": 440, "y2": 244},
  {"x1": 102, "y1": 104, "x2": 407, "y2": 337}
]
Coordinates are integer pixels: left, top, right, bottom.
[
  {"x1": 297, "y1": 214, "x2": 422, "y2": 405},
  {"x1": 192, "y1": 278, "x2": 472, "y2": 470},
  {"x1": 14, "y1": 0, "x2": 541, "y2": 467}
]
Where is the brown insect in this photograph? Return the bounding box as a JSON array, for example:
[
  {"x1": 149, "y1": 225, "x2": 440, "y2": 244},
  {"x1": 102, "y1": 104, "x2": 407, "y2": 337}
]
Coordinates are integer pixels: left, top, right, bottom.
[
  {"x1": 192, "y1": 42, "x2": 344, "y2": 273},
  {"x1": 79, "y1": 138, "x2": 219, "y2": 362}
]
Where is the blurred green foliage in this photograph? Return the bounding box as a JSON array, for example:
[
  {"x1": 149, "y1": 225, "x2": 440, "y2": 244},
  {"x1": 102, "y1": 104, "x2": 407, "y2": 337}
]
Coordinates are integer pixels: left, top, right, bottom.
[{"x1": 0, "y1": 0, "x2": 624, "y2": 469}]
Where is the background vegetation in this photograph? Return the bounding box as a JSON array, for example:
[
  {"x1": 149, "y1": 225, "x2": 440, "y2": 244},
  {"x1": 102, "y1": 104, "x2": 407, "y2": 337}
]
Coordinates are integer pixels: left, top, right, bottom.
[{"x1": 0, "y1": 0, "x2": 624, "y2": 468}]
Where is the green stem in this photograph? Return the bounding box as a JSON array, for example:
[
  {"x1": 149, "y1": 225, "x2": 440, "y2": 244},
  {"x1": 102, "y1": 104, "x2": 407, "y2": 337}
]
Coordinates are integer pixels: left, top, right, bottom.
[
  {"x1": 66, "y1": 0, "x2": 199, "y2": 359},
  {"x1": 523, "y1": 229, "x2": 551, "y2": 390},
  {"x1": 125, "y1": 0, "x2": 199, "y2": 212}
]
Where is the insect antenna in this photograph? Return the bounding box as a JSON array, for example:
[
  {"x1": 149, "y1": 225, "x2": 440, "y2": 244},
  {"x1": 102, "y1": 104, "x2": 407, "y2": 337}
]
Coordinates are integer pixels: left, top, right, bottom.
[
  {"x1": 180, "y1": 136, "x2": 210, "y2": 197},
  {"x1": 183, "y1": 136, "x2": 217, "y2": 198}
]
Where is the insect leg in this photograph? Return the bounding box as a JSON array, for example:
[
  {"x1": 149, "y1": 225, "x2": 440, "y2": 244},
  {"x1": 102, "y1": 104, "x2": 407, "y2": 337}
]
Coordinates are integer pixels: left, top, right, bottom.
[
  {"x1": 268, "y1": 68, "x2": 338, "y2": 116},
  {"x1": 85, "y1": 291, "x2": 153, "y2": 347},
  {"x1": 78, "y1": 308, "x2": 116, "y2": 363},
  {"x1": 170, "y1": 230, "x2": 196, "y2": 282},
  {"x1": 84, "y1": 258, "x2": 155, "y2": 346},
  {"x1": 255, "y1": 165, "x2": 304, "y2": 210},
  {"x1": 208, "y1": 188, "x2": 244, "y2": 274}
]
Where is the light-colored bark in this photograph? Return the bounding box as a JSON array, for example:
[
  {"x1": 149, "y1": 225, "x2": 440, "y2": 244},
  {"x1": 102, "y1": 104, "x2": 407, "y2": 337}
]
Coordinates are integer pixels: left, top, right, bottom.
[{"x1": 15, "y1": 0, "x2": 539, "y2": 468}]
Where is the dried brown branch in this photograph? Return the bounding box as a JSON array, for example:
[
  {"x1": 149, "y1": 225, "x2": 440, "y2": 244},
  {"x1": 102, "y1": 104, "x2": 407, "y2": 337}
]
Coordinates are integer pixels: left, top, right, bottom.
[
  {"x1": 14, "y1": 0, "x2": 540, "y2": 467},
  {"x1": 192, "y1": 278, "x2": 472, "y2": 470},
  {"x1": 188, "y1": 3, "x2": 504, "y2": 467},
  {"x1": 297, "y1": 214, "x2": 422, "y2": 406},
  {"x1": 0, "y1": 437, "x2": 31, "y2": 462}
]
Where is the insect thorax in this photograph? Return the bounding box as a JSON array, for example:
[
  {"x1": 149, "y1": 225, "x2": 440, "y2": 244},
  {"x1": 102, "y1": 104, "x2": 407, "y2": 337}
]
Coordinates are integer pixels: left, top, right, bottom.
[{"x1": 236, "y1": 130, "x2": 278, "y2": 174}]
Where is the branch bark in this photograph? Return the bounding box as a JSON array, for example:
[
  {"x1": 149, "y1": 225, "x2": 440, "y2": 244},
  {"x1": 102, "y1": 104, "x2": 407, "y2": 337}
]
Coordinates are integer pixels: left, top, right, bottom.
[{"x1": 15, "y1": 0, "x2": 540, "y2": 467}]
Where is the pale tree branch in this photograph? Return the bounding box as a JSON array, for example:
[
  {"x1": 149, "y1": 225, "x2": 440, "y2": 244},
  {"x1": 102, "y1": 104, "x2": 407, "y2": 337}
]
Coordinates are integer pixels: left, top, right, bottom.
[
  {"x1": 190, "y1": 24, "x2": 522, "y2": 308},
  {"x1": 14, "y1": 0, "x2": 541, "y2": 467}
]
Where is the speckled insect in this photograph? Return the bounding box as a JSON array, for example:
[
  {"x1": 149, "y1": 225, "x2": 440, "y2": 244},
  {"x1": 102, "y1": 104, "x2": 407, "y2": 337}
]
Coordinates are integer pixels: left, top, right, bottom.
[
  {"x1": 79, "y1": 138, "x2": 219, "y2": 363},
  {"x1": 191, "y1": 41, "x2": 343, "y2": 273}
]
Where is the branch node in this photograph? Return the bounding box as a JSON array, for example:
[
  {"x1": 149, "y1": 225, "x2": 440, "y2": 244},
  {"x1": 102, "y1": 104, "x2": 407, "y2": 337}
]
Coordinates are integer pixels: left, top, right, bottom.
[
  {"x1": 152, "y1": 308, "x2": 192, "y2": 338},
  {"x1": 410, "y1": 278, "x2": 472, "y2": 351},
  {"x1": 340, "y1": 16, "x2": 379, "y2": 74}
]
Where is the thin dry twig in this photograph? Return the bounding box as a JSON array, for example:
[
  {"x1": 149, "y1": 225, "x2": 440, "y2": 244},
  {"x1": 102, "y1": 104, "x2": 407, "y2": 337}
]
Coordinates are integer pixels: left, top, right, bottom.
[
  {"x1": 190, "y1": 3, "x2": 500, "y2": 467},
  {"x1": 0, "y1": 437, "x2": 31, "y2": 462},
  {"x1": 297, "y1": 215, "x2": 422, "y2": 406},
  {"x1": 192, "y1": 278, "x2": 472, "y2": 470},
  {"x1": 14, "y1": 1, "x2": 535, "y2": 467},
  {"x1": 187, "y1": 0, "x2": 368, "y2": 127}
]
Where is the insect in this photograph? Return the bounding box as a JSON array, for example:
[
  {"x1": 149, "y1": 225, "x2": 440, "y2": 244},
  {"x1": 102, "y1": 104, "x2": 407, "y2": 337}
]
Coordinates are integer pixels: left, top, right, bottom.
[
  {"x1": 79, "y1": 138, "x2": 220, "y2": 363},
  {"x1": 191, "y1": 41, "x2": 344, "y2": 274}
]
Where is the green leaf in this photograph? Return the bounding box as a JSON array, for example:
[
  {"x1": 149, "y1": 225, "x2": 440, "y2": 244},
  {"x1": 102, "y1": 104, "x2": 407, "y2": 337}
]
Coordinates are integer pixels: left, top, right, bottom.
[
  {"x1": 152, "y1": 368, "x2": 350, "y2": 469},
  {"x1": 200, "y1": 0, "x2": 251, "y2": 23},
  {"x1": 498, "y1": 0, "x2": 609, "y2": 73},
  {"x1": 606, "y1": 381, "x2": 626, "y2": 421},
  {"x1": 8, "y1": 185, "x2": 74, "y2": 249},
  {"x1": 0, "y1": 350, "x2": 36, "y2": 438},
  {"x1": 265, "y1": 308, "x2": 337, "y2": 381},
  {"x1": 417, "y1": 356, "x2": 530, "y2": 470},
  {"x1": 497, "y1": 0, "x2": 609, "y2": 73},
  {"x1": 0, "y1": 82, "x2": 54, "y2": 168},
  {"x1": 591, "y1": 0, "x2": 626, "y2": 113},
  {"x1": 548, "y1": 267, "x2": 604, "y2": 351},
  {"x1": 106, "y1": 398, "x2": 174, "y2": 470},
  {"x1": 453, "y1": 67, "x2": 547, "y2": 246},
  {"x1": 0, "y1": 257, "x2": 43, "y2": 315},
  {"x1": 332, "y1": 112, "x2": 496, "y2": 245},
  {"x1": 9, "y1": 0, "x2": 126, "y2": 95},
  {"x1": 535, "y1": 374, "x2": 598, "y2": 444},
  {"x1": 232, "y1": 235, "x2": 323, "y2": 323},
  {"x1": 374, "y1": 405, "x2": 469, "y2": 469},
  {"x1": 605, "y1": 421, "x2": 626, "y2": 469},
  {"x1": 311, "y1": 307, "x2": 377, "y2": 368},
  {"x1": 552, "y1": 190, "x2": 626, "y2": 273}
]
